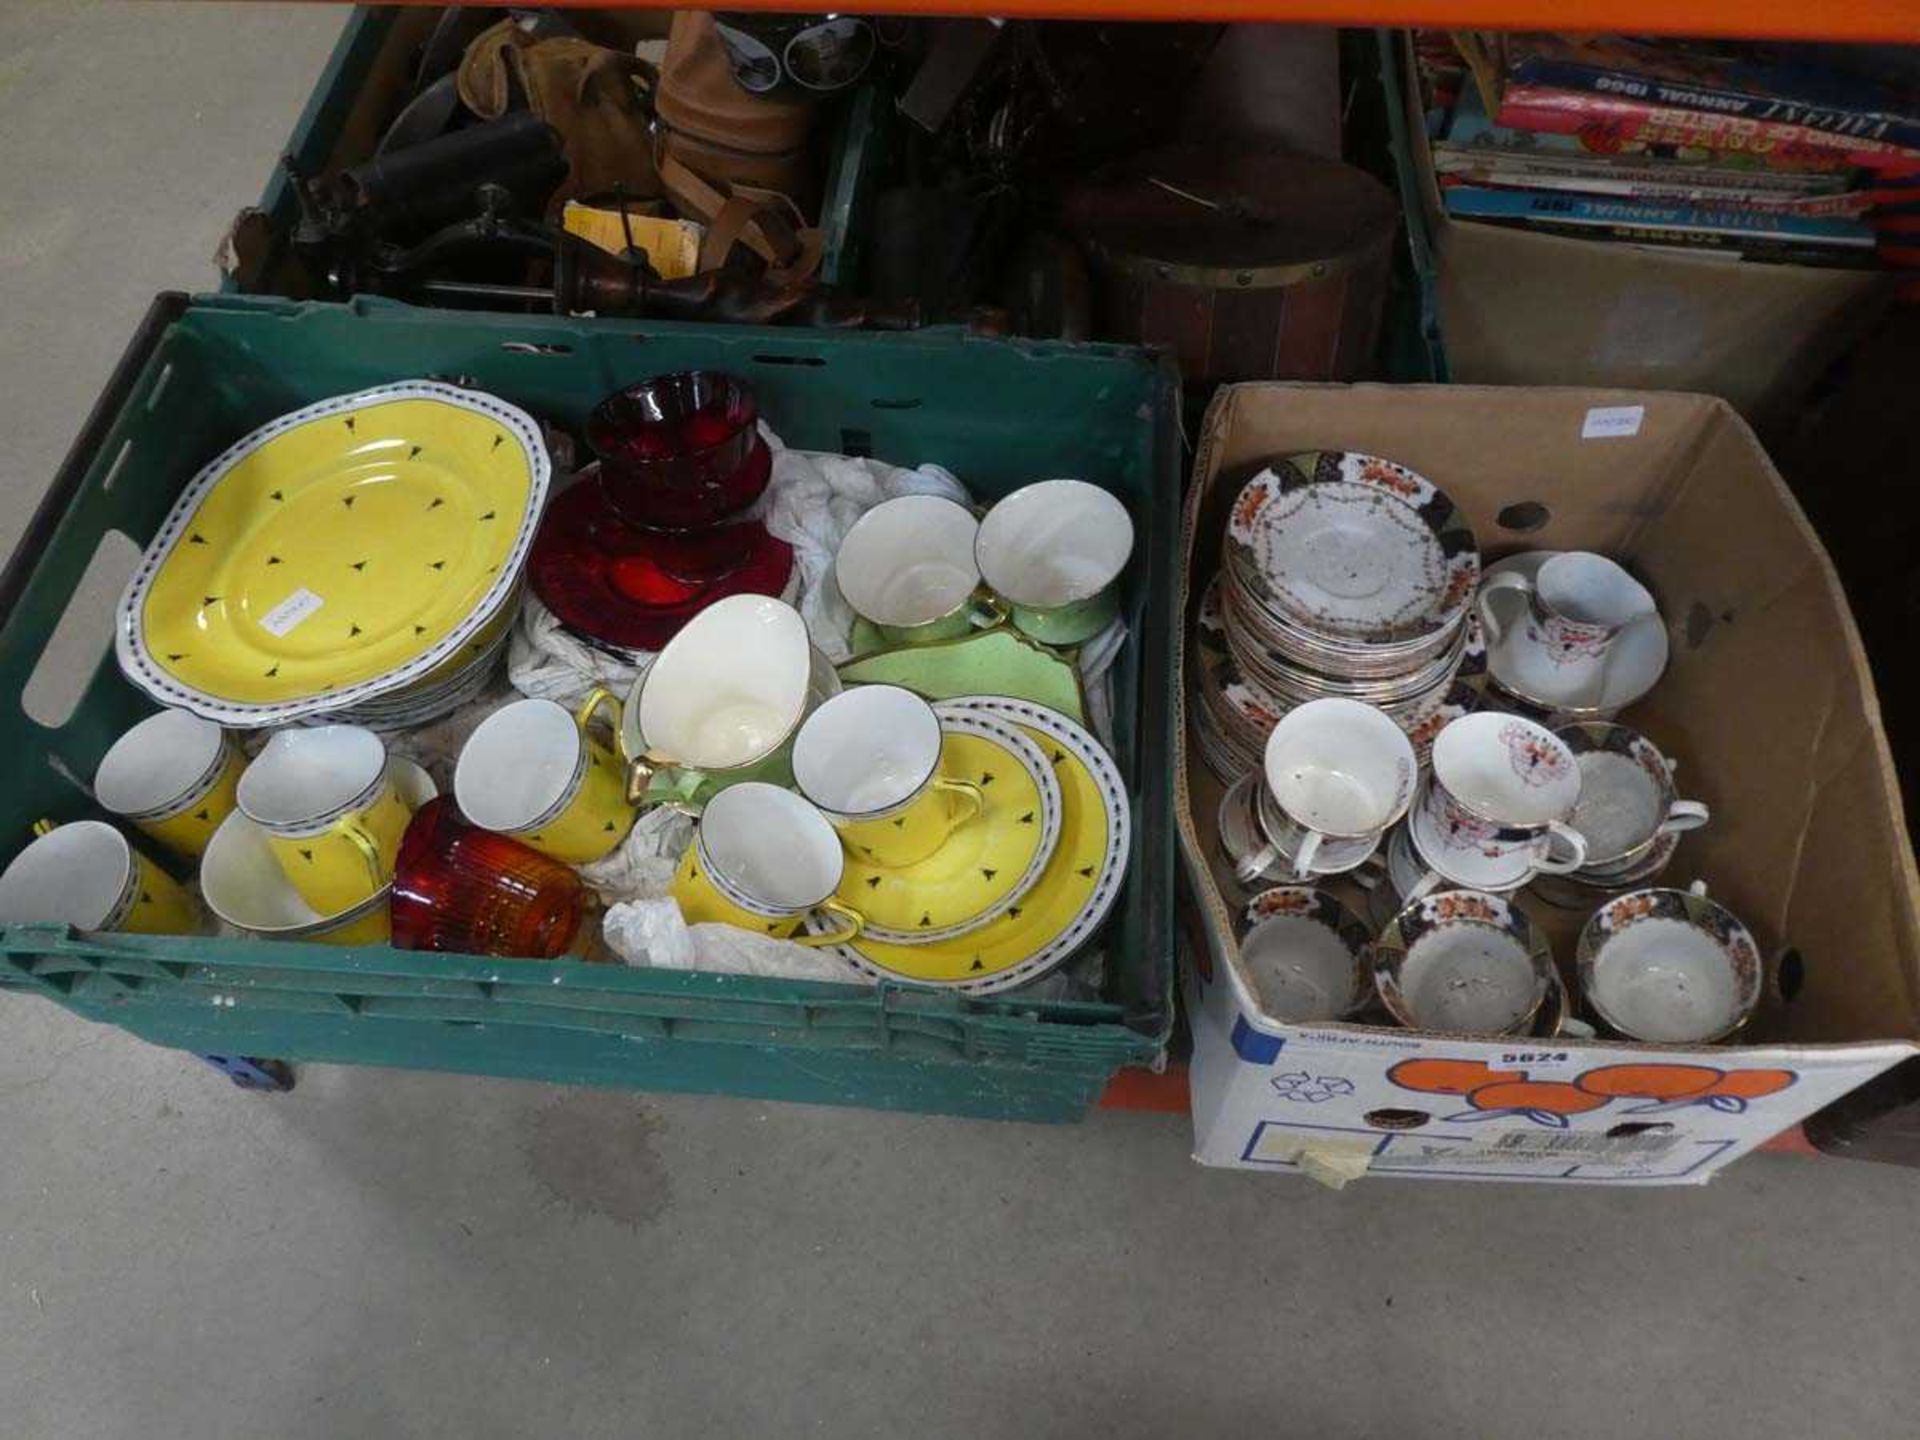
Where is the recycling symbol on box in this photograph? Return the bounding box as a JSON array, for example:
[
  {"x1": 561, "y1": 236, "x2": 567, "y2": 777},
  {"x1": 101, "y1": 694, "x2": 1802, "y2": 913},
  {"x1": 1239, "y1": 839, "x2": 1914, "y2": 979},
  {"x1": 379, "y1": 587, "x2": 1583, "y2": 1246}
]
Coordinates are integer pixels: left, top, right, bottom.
[{"x1": 1269, "y1": 1071, "x2": 1355, "y2": 1104}]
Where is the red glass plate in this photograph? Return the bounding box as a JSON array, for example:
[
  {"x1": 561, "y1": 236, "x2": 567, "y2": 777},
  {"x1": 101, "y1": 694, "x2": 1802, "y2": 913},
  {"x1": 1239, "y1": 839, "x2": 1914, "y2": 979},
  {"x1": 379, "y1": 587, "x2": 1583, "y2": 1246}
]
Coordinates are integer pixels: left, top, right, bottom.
[{"x1": 529, "y1": 473, "x2": 795, "y2": 652}]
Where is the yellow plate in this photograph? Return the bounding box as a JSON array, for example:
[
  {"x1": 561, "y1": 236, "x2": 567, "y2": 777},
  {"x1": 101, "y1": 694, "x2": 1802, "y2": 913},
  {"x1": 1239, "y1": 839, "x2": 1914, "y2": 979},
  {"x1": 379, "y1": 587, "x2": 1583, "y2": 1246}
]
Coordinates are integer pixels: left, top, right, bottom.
[
  {"x1": 837, "y1": 716, "x2": 1061, "y2": 944},
  {"x1": 815, "y1": 697, "x2": 1131, "y2": 993},
  {"x1": 116, "y1": 382, "x2": 548, "y2": 725}
]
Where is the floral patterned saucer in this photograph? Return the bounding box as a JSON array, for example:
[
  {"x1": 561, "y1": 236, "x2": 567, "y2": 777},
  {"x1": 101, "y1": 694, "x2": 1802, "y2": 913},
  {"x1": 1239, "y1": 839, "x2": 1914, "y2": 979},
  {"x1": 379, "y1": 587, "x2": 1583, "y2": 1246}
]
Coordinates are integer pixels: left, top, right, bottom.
[{"x1": 1223, "y1": 451, "x2": 1479, "y2": 653}]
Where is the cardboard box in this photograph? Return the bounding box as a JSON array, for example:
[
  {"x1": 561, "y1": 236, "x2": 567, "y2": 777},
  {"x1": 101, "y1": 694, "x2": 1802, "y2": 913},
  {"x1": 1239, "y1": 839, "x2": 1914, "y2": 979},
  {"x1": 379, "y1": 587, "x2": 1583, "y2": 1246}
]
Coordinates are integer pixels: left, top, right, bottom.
[
  {"x1": 1394, "y1": 35, "x2": 1893, "y2": 434},
  {"x1": 1176, "y1": 383, "x2": 1920, "y2": 1185}
]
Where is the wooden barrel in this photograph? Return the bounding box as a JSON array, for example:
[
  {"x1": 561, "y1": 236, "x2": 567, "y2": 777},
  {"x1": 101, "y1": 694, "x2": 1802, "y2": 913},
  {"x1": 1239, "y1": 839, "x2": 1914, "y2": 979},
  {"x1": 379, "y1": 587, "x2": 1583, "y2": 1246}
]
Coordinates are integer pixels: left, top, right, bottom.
[{"x1": 1062, "y1": 146, "x2": 1400, "y2": 384}]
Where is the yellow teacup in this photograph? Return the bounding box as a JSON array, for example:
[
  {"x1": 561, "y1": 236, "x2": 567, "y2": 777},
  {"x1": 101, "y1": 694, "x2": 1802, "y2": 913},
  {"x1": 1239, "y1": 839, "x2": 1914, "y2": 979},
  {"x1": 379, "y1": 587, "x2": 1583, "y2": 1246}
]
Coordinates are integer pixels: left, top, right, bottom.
[
  {"x1": 0, "y1": 819, "x2": 197, "y2": 935},
  {"x1": 93, "y1": 709, "x2": 243, "y2": 860},
  {"x1": 791, "y1": 685, "x2": 982, "y2": 869},
  {"x1": 454, "y1": 690, "x2": 636, "y2": 864},
  {"x1": 669, "y1": 783, "x2": 863, "y2": 946},
  {"x1": 238, "y1": 725, "x2": 415, "y2": 914},
  {"x1": 202, "y1": 759, "x2": 439, "y2": 948}
]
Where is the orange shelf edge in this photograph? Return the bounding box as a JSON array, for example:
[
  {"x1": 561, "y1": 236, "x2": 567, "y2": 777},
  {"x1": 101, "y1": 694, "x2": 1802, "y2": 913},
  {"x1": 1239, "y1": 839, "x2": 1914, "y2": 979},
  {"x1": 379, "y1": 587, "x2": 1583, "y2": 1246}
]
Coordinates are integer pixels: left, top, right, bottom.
[
  {"x1": 1096, "y1": 1066, "x2": 1819, "y2": 1155},
  {"x1": 427, "y1": 0, "x2": 1920, "y2": 45}
]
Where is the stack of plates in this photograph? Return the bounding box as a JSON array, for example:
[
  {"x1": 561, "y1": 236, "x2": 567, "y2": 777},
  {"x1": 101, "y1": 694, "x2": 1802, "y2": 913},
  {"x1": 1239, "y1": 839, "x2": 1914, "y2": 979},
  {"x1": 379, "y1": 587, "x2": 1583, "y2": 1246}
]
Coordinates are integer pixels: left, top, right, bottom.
[
  {"x1": 325, "y1": 590, "x2": 519, "y2": 731},
  {"x1": 1193, "y1": 451, "x2": 1483, "y2": 781},
  {"x1": 116, "y1": 382, "x2": 550, "y2": 731}
]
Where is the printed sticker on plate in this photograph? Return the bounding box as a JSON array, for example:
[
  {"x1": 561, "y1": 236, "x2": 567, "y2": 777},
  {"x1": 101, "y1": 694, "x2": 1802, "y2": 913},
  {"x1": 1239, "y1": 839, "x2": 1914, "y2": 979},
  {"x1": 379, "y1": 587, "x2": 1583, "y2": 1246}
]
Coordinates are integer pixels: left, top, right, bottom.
[{"x1": 258, "y1": 587, "x2": 325, "y2": 637}]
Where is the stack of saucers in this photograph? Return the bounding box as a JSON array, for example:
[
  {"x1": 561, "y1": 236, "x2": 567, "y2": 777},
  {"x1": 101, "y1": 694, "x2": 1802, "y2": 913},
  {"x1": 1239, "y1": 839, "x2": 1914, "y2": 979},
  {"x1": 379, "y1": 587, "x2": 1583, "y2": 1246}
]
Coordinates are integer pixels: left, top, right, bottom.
[
  {"x1": 1192, "y1": 451, "x2": 1483, "y2": 780},
  {"x1": 329, "y1": 589, "x2": 519, "y2": 731},
  {"x1": 1189, "y1": 584, "x2": 1266, "y2": 780}
]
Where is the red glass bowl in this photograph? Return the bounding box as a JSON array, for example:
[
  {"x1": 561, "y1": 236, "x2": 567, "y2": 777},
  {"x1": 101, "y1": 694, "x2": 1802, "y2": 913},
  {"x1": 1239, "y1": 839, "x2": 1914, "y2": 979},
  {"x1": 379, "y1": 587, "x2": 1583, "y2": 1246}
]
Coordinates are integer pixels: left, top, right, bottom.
[
  {"x1": 529, "y1": 475, "x2": 795, "y2": 652},
  {"x1": 392, "y1": 798, "x2": 587, "y2": 958},
  {"x1": 587, "y1": 371, "x2": 764, "y2": 530}
]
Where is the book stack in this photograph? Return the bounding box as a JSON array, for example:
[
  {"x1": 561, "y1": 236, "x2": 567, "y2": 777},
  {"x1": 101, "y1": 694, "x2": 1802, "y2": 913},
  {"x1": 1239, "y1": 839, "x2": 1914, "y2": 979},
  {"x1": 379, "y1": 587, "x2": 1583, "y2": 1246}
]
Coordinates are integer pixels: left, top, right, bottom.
[{"x1": 1423, "y1": 33, "x2": 1920, "y2": 272}]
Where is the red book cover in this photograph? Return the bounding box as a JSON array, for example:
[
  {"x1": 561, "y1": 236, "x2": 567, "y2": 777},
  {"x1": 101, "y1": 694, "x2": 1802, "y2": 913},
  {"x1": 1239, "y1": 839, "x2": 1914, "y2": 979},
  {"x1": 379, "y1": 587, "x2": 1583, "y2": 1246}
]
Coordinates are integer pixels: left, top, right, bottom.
[{"x1": 1498, "y1": 84, "x2": 1920, "y2": 174}]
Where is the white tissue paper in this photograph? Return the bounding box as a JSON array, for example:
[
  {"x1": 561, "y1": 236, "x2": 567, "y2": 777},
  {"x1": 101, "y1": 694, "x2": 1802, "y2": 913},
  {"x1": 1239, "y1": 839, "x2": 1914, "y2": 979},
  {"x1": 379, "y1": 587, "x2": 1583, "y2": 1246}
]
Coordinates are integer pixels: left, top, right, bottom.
[
  {"x1": 603, "y1": 898, "x2": 871, "y2": 984},
  {"x1": 574, "y1": 806, "x2": 690, "y2": 906},
  {"x1": 1075, "y1": 617, "x2": 1127, "y2": 753}
]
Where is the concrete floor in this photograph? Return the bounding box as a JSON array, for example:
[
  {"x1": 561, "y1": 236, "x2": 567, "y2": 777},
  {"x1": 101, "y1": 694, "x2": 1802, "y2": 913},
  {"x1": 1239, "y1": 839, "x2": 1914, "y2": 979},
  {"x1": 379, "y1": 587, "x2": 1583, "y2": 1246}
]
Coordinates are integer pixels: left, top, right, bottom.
[{"x1": 2, "y1": 6, "x2": 1919, "y2": 1438}]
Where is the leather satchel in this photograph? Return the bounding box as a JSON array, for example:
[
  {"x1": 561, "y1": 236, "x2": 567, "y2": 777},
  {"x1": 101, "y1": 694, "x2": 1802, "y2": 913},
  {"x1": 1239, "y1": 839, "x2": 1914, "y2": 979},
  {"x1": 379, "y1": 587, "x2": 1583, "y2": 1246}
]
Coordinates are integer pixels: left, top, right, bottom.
[
  {"x1": 654, "y1": 12, "x2": 816, "y2": 214},
  {"x1": 457, "y1": 18, "x2": 662, "y2": 213}
]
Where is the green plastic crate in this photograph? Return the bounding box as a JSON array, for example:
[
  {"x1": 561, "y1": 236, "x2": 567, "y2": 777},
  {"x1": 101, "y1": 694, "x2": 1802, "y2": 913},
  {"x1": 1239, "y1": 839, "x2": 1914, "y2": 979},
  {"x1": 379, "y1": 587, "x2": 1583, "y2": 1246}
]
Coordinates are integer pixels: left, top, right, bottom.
[{"x1": 0, "y1": 293, "x2": 1178, "y2": 1121}]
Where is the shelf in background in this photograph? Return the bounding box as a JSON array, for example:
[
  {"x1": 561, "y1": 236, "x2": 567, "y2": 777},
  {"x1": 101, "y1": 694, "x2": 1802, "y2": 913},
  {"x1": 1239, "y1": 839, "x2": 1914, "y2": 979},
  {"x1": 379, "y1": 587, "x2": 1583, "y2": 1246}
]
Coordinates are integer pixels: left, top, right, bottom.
[{"x1": 515, "y1": 0, "x2": 1920, "y2": 44}]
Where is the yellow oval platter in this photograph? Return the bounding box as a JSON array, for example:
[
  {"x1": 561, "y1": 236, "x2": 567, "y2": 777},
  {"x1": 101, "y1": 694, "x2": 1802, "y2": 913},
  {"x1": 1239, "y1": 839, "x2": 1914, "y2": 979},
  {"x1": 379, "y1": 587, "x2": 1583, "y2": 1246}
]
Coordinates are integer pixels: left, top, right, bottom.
[{"x1": 115, "y1": 381, "x2": 548, "y2": 726}]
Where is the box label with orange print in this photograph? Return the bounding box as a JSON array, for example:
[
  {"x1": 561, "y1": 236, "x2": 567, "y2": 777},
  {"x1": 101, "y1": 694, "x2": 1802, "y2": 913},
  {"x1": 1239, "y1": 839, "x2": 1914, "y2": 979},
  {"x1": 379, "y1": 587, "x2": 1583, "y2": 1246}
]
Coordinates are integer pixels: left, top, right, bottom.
[{"x1": 1181, "y1": 905, "x2": 1914, "y2": 1186}]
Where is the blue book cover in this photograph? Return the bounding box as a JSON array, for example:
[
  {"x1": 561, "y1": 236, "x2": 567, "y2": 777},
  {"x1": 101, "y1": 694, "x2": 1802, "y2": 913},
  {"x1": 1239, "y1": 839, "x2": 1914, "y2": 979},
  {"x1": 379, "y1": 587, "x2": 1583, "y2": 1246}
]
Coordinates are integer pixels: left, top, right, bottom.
[{"x1": 1444, "y1": 185, "x2": 1876, "y2": 249}]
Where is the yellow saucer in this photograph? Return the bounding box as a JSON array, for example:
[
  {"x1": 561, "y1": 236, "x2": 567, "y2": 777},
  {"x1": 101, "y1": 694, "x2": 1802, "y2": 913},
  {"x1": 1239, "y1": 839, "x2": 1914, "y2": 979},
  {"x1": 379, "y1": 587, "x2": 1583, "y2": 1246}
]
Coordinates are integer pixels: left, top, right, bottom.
[
  {"x1": 819, "y1": 697, "x2": 1131, "y2": 993},
  {"x1": 118, "y1": 383, "x2": 547, "y2": 725},
  {"x1": 837, "y1": 719, "x2": 1060, "y2": 943}
]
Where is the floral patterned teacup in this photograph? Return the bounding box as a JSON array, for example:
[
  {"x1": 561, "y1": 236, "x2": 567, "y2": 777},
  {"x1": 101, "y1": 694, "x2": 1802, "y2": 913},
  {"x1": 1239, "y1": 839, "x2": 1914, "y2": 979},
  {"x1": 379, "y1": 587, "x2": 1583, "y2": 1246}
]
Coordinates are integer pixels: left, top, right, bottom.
[
  {"x1": 1374, "y1": 889, "x2": 1555, "y2": 1036},
  {"x1": 1477, "y1": 552, "x2": 1655, "y2": 695},
  {"x1": 1577, "y1": 881, "x2": 1762, "y2": 1044},
  {"x1": 1557, "y1": 722, "x2": 1710, "y2": 872},
  {"x1": 1413, "y1": 713, "x2": 1588, "y2": 888},
  {"x1": 1239, "y1": 886, "x2": 1375, "y2": 1023}
]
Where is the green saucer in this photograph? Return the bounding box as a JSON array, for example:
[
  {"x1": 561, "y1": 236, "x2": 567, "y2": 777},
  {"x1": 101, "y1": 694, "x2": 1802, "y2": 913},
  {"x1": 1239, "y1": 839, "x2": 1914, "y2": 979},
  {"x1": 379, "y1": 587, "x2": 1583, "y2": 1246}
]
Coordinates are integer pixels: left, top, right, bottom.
[{"x1": 838, "y1": 626, "x2": 1087, "y2": 724}]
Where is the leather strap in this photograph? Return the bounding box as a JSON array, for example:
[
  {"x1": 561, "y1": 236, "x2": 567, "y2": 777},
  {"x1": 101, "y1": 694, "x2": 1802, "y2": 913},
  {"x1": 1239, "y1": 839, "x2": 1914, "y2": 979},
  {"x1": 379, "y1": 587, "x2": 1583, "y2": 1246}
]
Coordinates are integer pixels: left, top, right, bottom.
[{"x1": 660, "y1": 152, "x2": 822, "y2": 286}]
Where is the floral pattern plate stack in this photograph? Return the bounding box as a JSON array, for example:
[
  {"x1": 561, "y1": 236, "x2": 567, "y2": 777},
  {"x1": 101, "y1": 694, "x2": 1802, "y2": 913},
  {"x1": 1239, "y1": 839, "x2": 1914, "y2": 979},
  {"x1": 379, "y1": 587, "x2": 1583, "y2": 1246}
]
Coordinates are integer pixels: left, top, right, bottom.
[{"x1": 1193, "y1": 451, "x2": 1483, "y2": 779}]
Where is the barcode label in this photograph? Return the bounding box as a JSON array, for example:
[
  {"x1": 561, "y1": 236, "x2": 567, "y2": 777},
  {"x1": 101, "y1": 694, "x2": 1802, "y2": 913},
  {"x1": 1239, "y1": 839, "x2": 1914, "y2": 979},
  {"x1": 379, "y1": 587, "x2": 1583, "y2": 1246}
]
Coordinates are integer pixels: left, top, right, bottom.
[
  {"x1": 1581, "y1": 404, "x2": 1646, "y2": 440},
  {"x1": 1492, "y1": 1131, "x2": 1681, "y2": 1159},
  {"x1": 258, "y1": 587, "x2": 325, "y2": 637}
]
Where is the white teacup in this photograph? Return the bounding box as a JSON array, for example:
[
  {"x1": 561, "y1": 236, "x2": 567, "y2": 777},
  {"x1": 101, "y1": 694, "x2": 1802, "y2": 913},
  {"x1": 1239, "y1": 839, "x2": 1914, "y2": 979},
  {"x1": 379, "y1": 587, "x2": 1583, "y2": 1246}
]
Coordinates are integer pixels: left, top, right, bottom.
[
  {"x1": 975, "y1": 480, "x2": 1133, "y2": 646},
  {"x1": 622, "y1": 594, "x2": 840, "y2": 804},
  {"x1": 835, "y1": 495, "x2": 1002, "y2": 645},
  {"x1": 1414, "y1": 713, "x2": 1588, "y2": 889},
  {"x1": 1577, "y1": 881, "x2": 1762, "y2": 1043},
  {"x1": 1235, "y1": 698, "x2": 1417, "y2": 884},
  {"x1": 1478, "y1": 551, "x2": 1656, "y2": 695}
]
